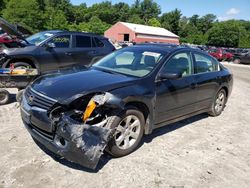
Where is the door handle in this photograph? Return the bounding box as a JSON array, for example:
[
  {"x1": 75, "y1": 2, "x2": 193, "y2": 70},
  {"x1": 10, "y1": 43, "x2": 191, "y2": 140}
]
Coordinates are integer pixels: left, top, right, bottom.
[
  {"x1": 65, "y1": 52, "x2": 72, "y2": 56},
  {"x1": 90, "y1": 50, "x2": 97, "y2": 55}
]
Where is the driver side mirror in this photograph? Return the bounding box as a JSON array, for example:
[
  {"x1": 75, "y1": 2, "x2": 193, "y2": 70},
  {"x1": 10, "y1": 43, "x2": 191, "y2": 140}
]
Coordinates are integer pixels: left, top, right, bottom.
[
  {"x1": 45, "y1": 42, "x2": 56, "y2": 49},
  {"x1": 157, "y1": 72, "x2": 182, "y2": 81}
]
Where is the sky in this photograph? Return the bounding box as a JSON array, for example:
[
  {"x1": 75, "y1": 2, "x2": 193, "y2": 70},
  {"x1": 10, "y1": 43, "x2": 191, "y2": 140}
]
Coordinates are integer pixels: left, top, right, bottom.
[{"x1": 70, "y1": 0, "x2": 250, "y2": 21}]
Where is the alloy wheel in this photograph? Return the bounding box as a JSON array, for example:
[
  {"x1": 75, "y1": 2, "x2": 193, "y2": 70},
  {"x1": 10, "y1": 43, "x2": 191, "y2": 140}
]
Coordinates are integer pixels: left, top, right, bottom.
[
  {"x1": 215, "y1": 92, "x2": 225, "y2": 113},
  {"x1": 114, "y1": 115, "x2": 141, "y2": 150}
]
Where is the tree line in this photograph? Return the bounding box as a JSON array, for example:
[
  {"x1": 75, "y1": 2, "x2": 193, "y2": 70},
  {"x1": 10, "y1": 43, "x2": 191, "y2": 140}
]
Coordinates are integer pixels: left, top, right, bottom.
[{"x1": 0, "y1": 0, "x2": 250, "y2": 48}]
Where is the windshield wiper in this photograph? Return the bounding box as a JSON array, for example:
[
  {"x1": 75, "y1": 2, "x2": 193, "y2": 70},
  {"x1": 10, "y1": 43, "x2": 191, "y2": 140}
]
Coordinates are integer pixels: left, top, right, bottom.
[{"x1": 94, "y1": 67, "x2": 120, "y2": 75}]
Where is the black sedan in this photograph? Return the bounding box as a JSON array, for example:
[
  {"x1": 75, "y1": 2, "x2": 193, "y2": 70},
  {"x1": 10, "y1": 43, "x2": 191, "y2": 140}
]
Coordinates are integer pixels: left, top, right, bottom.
[{"x1": 20, "y1": 45, "x2": 233, "y2": 169}]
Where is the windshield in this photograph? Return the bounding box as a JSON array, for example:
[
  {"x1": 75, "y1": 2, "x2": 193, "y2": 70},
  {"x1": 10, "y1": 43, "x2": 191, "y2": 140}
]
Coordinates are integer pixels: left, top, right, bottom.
[
  {"x1": 26, "y1": 31, "x2": 57, "y2": 45},
  {"x1": 93, "y1": 48, "x2": 165, "y2": 77}
]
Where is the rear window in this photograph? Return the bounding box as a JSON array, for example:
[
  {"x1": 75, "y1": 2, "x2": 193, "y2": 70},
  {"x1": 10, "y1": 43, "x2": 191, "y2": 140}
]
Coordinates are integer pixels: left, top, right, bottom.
[
  {"x1": 75, "y1": 35, "x2": 91, "y2": 48},
  {"x1": 93, "y1": 37, "x2": 104, "y2": 48}
]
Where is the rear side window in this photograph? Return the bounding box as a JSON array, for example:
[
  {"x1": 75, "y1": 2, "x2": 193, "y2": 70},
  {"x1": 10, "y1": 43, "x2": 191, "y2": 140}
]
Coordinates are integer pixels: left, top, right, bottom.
[
  {"x1": 163, "y1": 52, "x2": 193, "y2": 77},
  {"x1": 75, "y1": 35, "x2": 91, "y2": 48},
  {"x1": 194, "y1": 53, "x2": 219, "y2": 73},
  {"x1": 93, "y1": 37, "x2": 104, "y2": 48},
  {"x1": 50, "y1": 35, "x2": 70, "y2": 48}
]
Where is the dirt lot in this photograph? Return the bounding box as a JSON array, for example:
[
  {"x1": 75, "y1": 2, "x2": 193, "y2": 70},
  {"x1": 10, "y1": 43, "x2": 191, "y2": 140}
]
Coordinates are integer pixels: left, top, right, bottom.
[{"x1": 0, "y1": 63, "x2": 250, "y2": 188}]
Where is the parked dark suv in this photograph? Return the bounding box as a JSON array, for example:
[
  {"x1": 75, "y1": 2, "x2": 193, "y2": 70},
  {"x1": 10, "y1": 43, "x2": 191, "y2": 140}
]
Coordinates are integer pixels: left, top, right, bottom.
[{"x1": 0, "y1": 19, "x2": 115, "y2": 73}]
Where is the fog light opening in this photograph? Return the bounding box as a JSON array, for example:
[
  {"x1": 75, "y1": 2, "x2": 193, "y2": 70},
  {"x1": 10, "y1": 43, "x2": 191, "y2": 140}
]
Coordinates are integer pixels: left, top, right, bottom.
[{"x1": 55, "y1": 135, "x2": 68, "y2": 148}]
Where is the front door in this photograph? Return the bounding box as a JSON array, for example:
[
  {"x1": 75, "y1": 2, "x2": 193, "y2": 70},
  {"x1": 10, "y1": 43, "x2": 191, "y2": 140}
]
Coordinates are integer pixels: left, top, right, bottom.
[
  {"x1": 39, "y1": 35, "x2": 74, "y2": 72},
  {"x1": 155, "y1": 51, "x2": 197, "y2": 124}
]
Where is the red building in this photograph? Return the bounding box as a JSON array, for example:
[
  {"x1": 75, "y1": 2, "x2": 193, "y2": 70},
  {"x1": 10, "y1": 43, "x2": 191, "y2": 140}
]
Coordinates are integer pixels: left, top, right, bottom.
[{"x1": 104, "y1": 22, "x2": 179, "y2": 44}]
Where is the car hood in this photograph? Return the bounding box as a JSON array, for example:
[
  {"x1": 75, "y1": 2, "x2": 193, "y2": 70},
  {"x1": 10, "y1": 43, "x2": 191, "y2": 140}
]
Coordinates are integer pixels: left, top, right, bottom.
[
  {"x1": 3, "y1": 45, "x2": 36, "y2": 55},
  {"x1": 0, "y1": 17, "x2": 30, "y2": 42},
  {"x1": 31, "y1": 68, "x2": 138, "y2": 102}
]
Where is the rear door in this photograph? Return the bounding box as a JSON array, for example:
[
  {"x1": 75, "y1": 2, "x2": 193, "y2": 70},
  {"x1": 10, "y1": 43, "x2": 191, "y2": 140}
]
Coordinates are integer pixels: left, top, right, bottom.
[
  {"x1": 71, "y1": 34, "x2": 96, "y2": 67},
  {"x1": 91, "y1": 37, "x2": 109, "y2": 64},
  {"x1": 155, "y1": 51, "x2": 198, "y2": 124},
  {"x1": 192, "y1": 52, "x2": 221, "y2": 110}
]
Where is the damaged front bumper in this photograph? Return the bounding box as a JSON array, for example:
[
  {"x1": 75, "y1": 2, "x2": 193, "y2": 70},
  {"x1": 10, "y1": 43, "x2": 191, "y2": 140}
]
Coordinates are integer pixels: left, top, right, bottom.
[
  {"x1": 21, "y1": 92, "x2": 121, "y2": 169},
  {"x1": 23, "y1": 114, "x2": 112, "y2": 169}
]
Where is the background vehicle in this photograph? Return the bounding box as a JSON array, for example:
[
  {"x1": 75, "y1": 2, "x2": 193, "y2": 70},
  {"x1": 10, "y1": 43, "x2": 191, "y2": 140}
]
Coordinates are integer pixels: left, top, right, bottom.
[
  {"x1": 0, "y1": 31, "x2": 115, "y2": 72},
  {"x1": 0, "y1": 18, "x2": 32, "y2": 50},
  {"x1": 208, "y1": 48, "x2": 234, "y2": 61},
  {"x1": 0, "y1": 18, "x2": 115, "y2": 72},
  {"x1": 233, "y1": 51, "x2": 250, "y2": 64},
  {"x1": 21, "y1": 45, "x2": 233, "y2": 168}
]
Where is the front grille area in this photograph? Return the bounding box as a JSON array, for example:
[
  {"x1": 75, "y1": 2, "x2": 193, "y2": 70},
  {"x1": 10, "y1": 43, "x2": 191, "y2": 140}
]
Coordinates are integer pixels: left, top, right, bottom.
[
  {"x1": 25, "y1": 87, "x2": 57, "y2": 110},
  {"x1": 27, "y1": 122, "x2": 54, "y2": 140}
]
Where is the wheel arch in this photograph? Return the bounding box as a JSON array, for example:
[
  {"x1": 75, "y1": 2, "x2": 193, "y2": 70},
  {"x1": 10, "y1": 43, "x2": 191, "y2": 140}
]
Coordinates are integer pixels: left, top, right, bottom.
[
  {"x1": 221, "y1": 86, "x2": 228, "y2": 97},
  {"x1": 4, "y1": 57, "x2": 39, "y2": 69},
  {"x1": 124, "y1": 101, "x2": 153, "y2": 135}
]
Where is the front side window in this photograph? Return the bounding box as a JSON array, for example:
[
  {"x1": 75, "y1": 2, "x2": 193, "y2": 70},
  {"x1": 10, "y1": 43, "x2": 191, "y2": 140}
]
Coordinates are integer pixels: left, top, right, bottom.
[
  {"x1": 93, "y1": 48, "x2": 164, "y2": 77},
  {"x1": 75, "y1": 35, "x2": 91, "y2": 48},
  {"x1": 162, "y1": 52, "x2": 193, "y2": 77},
  {"x1": 194, "y1": 53, "x2": 219, "y2": 73},
  {"x1": 50, "y1": 35, "x2": 70, "y2": 48}
]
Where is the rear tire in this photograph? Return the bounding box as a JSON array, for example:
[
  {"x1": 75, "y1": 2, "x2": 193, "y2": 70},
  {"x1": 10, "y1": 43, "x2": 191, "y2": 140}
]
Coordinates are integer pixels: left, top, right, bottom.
[
  {"x1": 105, "y1": 108, "x2": 145, "y2": 157},
  {"x1": 0, "y1": 89, "x2": 10, "y2": 105},
  {"x1": 208, "y1": 89, "x2": 227, "y2": 117}
]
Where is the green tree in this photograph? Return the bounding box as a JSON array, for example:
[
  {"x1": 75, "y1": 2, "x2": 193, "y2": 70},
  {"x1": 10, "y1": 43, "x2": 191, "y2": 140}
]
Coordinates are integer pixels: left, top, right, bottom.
[
  {"x1": 161, "y1": 8, "x2": 182, "y2": 35},
  {"x1": 3, "y1": 0, "x2": 44, "y2": 32},
  {"x1": 88, "y1": 16, "x2": 110, "y2": 35},
  {"x1": 148, "y1": 18, "x2": 161, "y2": 27},
  {"x1": 71, "y1": 3, "x2": 88, "y2": 24},
  {"x1": 128, "y1": 15, "x2": 144, "y2": 24},
  {"x1": 0, "y1": 0, "x2": 6, "y2": 15},
  {"x1": 44, "y1": 7, "x2": 68, "y2": 30},
  {"x1": 44, "y1": 0, "x2": 74, "y2": 23},
  {"x1": 85, "y1": 2, "x2": 119, "y2": 24},
  {"x1": 37, "y1": 0, "x2": 46, "y2": 11},
  {"x1": 197, "y1": 14, "x2": 217, "y2": 34},
  {"x1": 207, "y1": 21, "x2": 240, "y2": 47},
  {"x1": 189, "y1": 14, "x2": 199, "y2": 27},
  {"x1": 139, "y1": 0, "x2": 161, "y2": 23},
  {"x1": 113, "y1": 2, "x2": 130, "y2": 22}
]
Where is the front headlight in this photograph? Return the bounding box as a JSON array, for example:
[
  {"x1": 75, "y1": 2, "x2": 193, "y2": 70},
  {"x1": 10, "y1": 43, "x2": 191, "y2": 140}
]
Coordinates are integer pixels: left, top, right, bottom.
[
  {"x1": 82, "y1": 93, "x2": 108, "y2": 122},
  {"x1": 82, "y1": 99, "x2": 97, "y2": 122}
]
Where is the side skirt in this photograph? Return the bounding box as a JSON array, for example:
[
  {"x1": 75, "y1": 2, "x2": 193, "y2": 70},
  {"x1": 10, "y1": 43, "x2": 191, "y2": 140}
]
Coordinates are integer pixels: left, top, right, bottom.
[{"x1": 152, "y1": 108, "x2": 210, "y2": 131}]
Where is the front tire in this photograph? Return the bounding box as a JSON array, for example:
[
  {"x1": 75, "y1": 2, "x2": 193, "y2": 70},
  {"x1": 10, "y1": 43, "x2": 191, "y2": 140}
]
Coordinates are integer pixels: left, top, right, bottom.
[
  {"x1": 106, "y1": 108, "x2": 145, "y2": 157},
  {"x1": 209, "y1": 89, "x2": 227, "y2": 117},
  {"x1": 9, "y1": 62, "x2": 31, "y2": 69},
  {"x1": 0, "y1": 89, "x2": 10, "y2": 105}
]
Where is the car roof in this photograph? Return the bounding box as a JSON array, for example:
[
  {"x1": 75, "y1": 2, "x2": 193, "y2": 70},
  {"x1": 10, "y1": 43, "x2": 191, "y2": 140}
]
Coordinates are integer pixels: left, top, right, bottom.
[
  {"x1": 55, "y1": 31, "x2": 106, "y2": 39},
  {"x1": 131, "y1": 44, "x2": 198, "y2": 53}
]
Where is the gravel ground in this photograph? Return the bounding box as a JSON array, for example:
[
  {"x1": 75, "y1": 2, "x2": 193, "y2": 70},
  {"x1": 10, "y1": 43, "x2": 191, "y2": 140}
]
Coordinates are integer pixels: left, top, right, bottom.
[{"x1": 0, "y1": 63, "x2": 250, "y2": 188}]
